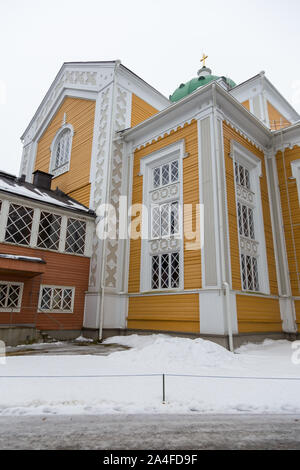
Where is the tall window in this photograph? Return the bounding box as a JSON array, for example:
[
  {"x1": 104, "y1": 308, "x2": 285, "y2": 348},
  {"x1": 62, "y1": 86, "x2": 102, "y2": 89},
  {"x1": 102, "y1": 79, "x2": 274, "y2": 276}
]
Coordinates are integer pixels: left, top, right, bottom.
[
  {"x1": 234, "y1": 161, "x2": 259, "y2": 292},
  {"x1": 50, "y1": 125, "x2": 73, "y2": 177},
  {"x1": 149, "y1": 159, "x2": 181, "y2": 290}
]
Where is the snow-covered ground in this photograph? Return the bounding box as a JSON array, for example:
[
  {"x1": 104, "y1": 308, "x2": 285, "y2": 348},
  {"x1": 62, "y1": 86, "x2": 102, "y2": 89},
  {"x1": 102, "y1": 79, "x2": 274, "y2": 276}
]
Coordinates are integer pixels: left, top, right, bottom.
[{"x1": 0, "y1": 334, "x2": 300, "y2": 415}]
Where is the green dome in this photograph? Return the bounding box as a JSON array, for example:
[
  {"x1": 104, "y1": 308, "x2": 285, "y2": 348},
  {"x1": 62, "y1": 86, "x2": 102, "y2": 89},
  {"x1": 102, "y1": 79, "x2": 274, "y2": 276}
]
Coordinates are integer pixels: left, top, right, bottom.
[{"x1": 169, "y1": 69, "x2": 236, "y2": 102}]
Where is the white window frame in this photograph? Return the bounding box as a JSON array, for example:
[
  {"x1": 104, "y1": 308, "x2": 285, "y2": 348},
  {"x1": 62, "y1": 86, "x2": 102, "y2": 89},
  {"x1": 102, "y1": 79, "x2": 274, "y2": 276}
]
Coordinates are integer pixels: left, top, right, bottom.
[
  {"x1": 38, "y1": 285, "x2": 75, "y2": 313},
  {"x1": 291, "y1": 160, "x2": 300, "y2": 204},
  {"x1": 0, "y1": 281, "x2": 24, "y2": 312},
  {"x1": 139, "y1": 140, "x2": 186, "y2": 292},
  {"x1": 49, "y1": 123, "x2": 74, "y2": 178},
  {"x1": 0, "y1": 198, "x2": 90, "y2": 257},
  {"x1": 231, "y1": 140, "x2": 270, "y2": 294}
]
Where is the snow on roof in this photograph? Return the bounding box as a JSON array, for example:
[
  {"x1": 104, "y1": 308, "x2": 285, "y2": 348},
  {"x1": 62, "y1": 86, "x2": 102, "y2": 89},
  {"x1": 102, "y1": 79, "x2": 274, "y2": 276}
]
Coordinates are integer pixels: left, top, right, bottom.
[
  {"x1": 0, "y1": 254, "x2": 45, "y2": 263},
  {"x1": 0, "y1": 172, "x2": 95, "y2": 216}
]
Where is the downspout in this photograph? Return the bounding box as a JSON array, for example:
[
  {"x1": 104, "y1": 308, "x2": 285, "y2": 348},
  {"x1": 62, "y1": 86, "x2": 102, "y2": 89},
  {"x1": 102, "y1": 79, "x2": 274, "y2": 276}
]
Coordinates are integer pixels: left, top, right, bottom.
[
  {"x1": 98, "y1": 59, "x2": 121, "y2": 341},
  {"x1": 211, "y1": 84, "x2": 234, "y2": 352}
]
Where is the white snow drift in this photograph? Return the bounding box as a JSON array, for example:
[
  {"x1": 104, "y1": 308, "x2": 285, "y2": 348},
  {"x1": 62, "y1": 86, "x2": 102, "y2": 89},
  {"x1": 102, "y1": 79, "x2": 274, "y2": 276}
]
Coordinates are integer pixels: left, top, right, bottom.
[{"x1": 0, "y1": 334, "x2": 300, "y2": 415}]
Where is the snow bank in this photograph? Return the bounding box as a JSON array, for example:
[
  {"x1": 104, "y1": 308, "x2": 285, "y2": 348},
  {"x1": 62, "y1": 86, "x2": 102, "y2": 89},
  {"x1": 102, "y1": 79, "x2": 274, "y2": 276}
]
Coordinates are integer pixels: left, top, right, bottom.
[
  {"x1": 104, "y1": 334, "x2": 235, "y2": 371},
  {"x1": 1, "y1": 335, "x2": 300, "y2": 415},
  {"x1": 74, "y1": 336, "x2": 93, "y2": 343}
]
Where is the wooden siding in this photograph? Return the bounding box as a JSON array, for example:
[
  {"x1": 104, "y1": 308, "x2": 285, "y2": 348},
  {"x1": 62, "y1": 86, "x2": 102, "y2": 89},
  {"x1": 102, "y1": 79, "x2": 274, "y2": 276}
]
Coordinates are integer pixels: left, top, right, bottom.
[
  {"x1": 131, "y1": 94, "x2": 158, "y2": 127},
  {"x1": 294, "y1": 300, "x2": 300, "y2": 332},
  {"x1": 223, "y1": 122, "x2": 278, "y2": 297},
  {"x1": 241, "y1": 100, "x2": 250, "y2": 111},
  {"x1": 128, "y1": 294, "x2": 199, "y2": 333},
  {"x1": 267, "y1": 101, "x2": 290, "y2": 130},
  {"x1": 128, "y1": 120, "x2": 201, "y2": 293},
  {"x1": 275, "y1": 145, "x2": 300, "y2": 296},
  {"x1": 236, "y1": 295, "x2": 282, "y2": 332},
  {"x1": 0, "y1": 243, "x2": 90, "y2": 330},
  {"x1": 34, "y1": 97, "x2": 95, "y2": 206}
]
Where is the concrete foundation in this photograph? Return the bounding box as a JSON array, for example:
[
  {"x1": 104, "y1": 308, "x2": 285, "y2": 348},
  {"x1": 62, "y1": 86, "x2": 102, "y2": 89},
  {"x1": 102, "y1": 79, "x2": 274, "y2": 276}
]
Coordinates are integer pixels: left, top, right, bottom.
[{"x1": 0, "y1": 326, "x2": 42, "y2": 347}]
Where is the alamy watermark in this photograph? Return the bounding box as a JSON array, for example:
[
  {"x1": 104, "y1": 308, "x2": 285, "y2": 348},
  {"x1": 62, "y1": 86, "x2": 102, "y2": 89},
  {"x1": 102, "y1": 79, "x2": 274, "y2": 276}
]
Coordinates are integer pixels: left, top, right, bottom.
[{"x1": 95, "y1": 197, "x2": 204, "y2": 250}]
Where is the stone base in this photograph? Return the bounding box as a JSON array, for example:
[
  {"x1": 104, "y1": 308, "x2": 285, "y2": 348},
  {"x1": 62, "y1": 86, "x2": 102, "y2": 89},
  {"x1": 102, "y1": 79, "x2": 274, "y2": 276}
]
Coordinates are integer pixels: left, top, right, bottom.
[{"x1": 0, "y1": 326, "x2": 42, "y2": 347}]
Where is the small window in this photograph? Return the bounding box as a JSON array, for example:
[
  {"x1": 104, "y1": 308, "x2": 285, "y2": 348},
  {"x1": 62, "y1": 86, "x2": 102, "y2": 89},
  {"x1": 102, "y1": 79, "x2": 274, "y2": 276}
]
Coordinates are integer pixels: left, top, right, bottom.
[
  {"x1": 5, "y1": 203, "x2": 34, "y2": 246},
  {"x1": 65, "y1": 218, "x2": 86, "y2": 254},
  {"x1": 151, "y1": 252, "x2": 180, "y2": 290},
  {"x1": 50, "y1": 125, "x2": 74, "y2": 176},
  {"x1": 152, "y1": 160, "x2": 179, "y2": 189},
  {"x1": 0, "y1": 282, "x2": 23, "y2": 312},
  {"x1": 53, "y1": 129, "x2": 71, "y2": 170},
  {"x1": 37, "y1": 211, "x2": 61, "y2": 251},
  {"x1": 39, "y1": 285, "x2": 75, "y2": 313}
]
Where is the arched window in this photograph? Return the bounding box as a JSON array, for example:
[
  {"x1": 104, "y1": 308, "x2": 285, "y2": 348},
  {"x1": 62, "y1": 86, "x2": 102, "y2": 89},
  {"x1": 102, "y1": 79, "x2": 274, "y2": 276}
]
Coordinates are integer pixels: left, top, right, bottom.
[{"x1": 50, "y1": 124, "x2": 74, "y2": 177}]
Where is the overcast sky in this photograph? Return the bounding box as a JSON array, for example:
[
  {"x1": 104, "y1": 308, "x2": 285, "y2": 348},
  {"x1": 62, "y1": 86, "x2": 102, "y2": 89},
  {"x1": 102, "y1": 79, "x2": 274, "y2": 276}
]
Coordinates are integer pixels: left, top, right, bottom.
[{"x1": 1, "y1": 0, "x2": 300, "y2": 175}]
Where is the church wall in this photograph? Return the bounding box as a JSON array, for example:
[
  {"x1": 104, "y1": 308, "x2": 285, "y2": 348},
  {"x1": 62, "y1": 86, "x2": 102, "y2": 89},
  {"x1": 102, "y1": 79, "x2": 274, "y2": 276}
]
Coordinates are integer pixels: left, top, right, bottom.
[
  {"x1": 128, "y1": 120, "x2": 201, "y2": 333},
  {"x1": 275, "y1": 146, "x2": 300, "y2": 325},
  {"x1": 223, "y1": 122, "x2": 281, "y2": 333},
  {"x1": 236, "y1": 294, "x2": 282, "y2": 333},
  {"x1": 267, "y1": 101, "x2": 290, "y2": 130},
  {"x1": 128, "y1": 294, "x2": 199, "y2": 333},
  {"x1": 241, "y1": 100, "x2": 250, "y2": 111},
  {"x1": 131, "y1": 94, "x2": 159, "y2": 127},
  {"x1": 34, "y1": 97, "x2": 96, "y2": 206}
]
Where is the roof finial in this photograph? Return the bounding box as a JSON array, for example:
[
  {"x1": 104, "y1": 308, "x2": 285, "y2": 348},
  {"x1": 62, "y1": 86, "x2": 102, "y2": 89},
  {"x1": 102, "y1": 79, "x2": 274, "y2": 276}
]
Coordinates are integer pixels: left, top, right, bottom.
[{"x1": 200, "y1": 53, "x2": 208, "y2": 68}]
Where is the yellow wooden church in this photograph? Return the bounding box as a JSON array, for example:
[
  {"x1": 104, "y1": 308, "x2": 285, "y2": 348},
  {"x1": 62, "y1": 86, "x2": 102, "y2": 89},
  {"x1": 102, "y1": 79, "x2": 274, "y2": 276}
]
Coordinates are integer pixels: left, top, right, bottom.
[{"x1": 19, "y1": 57, "x2": 300, "y2": 345}]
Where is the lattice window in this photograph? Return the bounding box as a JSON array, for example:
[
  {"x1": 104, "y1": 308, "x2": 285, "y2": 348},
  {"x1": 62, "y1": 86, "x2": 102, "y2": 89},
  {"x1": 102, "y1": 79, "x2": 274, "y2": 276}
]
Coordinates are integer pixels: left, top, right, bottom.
[
  {"x1": 150, "y1": 201, "x2": 179, "y2": 239},
  {"x1": 0, "y1": 282, "x2": 23, "y2": 311},
  {"x1": 5, "y1": 203, "x2": 34, "y2": 246},
  {"x1": 53, "y1": 129, "x2": 71, "y2": 171},
  {"x1": 151, "y1": 252, "x2": 180, "y2": 289},
  {"x1": 241, "y1": 254, "x2": 259, "y2": 291},
  {"x1": 152, "y1": 160, "x2": 179, "y2": 189},
  {"x1": 37, "y1": 211, "x2": 61, "y2": 251},
  {"x1": 235, "y1": 161, "x2": 250, "y2": 189},
  {"x1": 235, "y1": 161, "x2": 259, "y2": 292},
  {"x1": 39, "y1": 285, "x2": 74, "y2": 313},
  {"x1": 65, "y1": 218, "x2": 86, "y2": 254}
]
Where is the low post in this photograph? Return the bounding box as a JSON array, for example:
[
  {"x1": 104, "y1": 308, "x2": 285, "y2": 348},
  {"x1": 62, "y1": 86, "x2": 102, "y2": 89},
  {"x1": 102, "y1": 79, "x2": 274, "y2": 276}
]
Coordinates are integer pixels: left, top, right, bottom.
[{"x1": 162, "y1": 373, "x2": 166, "y2": 404}]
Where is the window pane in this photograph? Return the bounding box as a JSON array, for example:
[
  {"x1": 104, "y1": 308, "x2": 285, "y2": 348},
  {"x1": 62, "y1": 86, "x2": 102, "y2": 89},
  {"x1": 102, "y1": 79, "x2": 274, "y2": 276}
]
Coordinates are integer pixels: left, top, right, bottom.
[
  {"x1": 160, "y1": 204, "x2": 170, "y2": 237},
  {"x1": 153, "y1": 167, "x2": 160, "y2": 188},
  {"x1": 7, "y1": 285, "x2": 21, "y2": 308},
  {"x1": 65, "y1": 219, "x2": 86, "y2": 254},
  {"x1": 151, "y1": 206, "x2": 160, "y2": 239},
  {"x1": 37, "y1": 212, "x2": 61, "y2": 250},
  {"x1": 170, "y1": 202, "x2": 179, "y2": 235},
  {"x1": 40, "y1": 288, "x2": 52, "y2": 310},
  {"x1": 62, "y1": 289, "x2": 73, "y2": 310},
  {"x1": 0, "y1": 284, "x2": 8, "y2": 308},
  {"x1": 161, "y1": 164, "x2": 170, "y2": 186},
  {"x1": 54, "y1": 129, "x2": 71, "y2": 170},
  {"x1": 160, "y1": 254, "x2": 169, "y2": 288},
  {"x1": 5, "y1": 204, "x2": 34, "y2": 246},
  {"x1": 151, "y1": 256, "x2": 160, "y2": 289},
  {"x1": 171, "y1": 161, "x2": 179, "y2": 182},
  {"x1": 170, "y1": 252, "x2": 179, "y2": 288}
]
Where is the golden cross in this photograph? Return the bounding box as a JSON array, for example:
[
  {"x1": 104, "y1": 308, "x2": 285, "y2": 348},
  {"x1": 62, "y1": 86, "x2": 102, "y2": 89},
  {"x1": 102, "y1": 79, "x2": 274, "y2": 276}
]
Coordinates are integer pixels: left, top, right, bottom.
[{"x1": 201, "y1": 53, "x2": 208, "y2": 67}]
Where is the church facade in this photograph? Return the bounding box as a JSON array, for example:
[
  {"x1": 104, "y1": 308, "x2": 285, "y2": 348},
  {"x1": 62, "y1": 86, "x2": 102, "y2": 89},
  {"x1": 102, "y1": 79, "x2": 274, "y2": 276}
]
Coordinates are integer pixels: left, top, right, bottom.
[{"x1": 18, "y1": 59, "x2": 300, "y2": 343}]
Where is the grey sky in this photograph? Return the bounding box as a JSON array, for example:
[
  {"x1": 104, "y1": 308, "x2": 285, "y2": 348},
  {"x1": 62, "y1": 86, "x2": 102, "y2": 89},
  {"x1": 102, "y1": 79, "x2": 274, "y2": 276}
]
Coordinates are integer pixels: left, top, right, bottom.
[{"x1": 1, "y1": 0, "x2": 300, "y2": 175}]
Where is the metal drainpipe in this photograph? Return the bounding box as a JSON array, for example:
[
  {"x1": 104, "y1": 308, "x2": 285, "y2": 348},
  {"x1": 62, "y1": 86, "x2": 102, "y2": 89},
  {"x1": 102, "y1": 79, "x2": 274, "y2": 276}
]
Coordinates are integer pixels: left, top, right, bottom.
[
  {"x1": 211, "y1": 84, "x2": 234, "y2": 352},
  {"x1": 98, "y1": 60, "x2": 121, "y2": 341}
]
